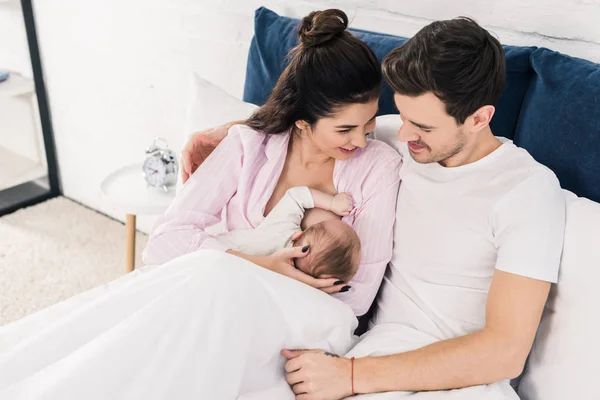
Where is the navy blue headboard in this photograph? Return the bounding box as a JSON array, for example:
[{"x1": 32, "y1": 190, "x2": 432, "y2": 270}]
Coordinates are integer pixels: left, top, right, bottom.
[{"x1": 243, "y1": 7, "x2": 600, "y2": 203}]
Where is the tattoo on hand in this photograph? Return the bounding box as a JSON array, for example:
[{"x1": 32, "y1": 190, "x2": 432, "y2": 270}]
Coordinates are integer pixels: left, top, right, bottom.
[{"x1": 324, "y1": 352, "x2": 340, "y2": 358}]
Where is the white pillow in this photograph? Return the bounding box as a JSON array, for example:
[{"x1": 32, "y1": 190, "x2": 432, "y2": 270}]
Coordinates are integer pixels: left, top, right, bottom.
[
  {"x1": 184, "y1": 72, "x2": 258, "y2": 140},
  {"x1": 372, "y1": 114, "x2": 403, "y2": 153},
  {"x1": 178, "y1": 73, "x2": 259, "y2": 193},
  {"x1": 518, "y1": 191, "x2": 600, "y2": 400}
]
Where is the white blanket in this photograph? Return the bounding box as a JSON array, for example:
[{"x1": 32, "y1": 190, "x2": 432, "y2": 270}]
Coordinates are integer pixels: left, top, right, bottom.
[
  {"x1": 0, "y1": 250, "x2": 358, "y2": 399},
  {"x1": 241, "y1": 324, "x2": 519, "y2": 400},
  {"x1": 0, "y1": 250, "x2": 518, "y2": 400}
]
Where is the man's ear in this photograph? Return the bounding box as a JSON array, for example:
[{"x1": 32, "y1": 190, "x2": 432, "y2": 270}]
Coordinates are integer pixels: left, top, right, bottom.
[{"x1": 469, "y1": 105, "x2": 495, "y2": 133}]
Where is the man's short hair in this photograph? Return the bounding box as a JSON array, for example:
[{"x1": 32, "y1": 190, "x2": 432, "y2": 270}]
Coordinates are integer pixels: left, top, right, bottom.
[{"x1": 382, "y1": 17, "x2": 506, "y2": 124}]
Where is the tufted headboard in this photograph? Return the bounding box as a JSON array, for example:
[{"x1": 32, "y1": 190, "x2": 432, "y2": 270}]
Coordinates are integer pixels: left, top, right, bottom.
[{"x1": 242, "y1": 7, "x2": 600, "y2": 203}]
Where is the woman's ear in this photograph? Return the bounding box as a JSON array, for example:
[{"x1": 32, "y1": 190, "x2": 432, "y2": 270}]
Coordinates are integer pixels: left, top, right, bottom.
[{"x1": 295, "y1": 120, "x2": 311, "y2": 131}]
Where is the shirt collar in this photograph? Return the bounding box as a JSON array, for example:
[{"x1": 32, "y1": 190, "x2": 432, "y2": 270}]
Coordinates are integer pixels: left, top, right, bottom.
[{"x1": 265, "y1": 130, "x2": 292, "y2": 160}]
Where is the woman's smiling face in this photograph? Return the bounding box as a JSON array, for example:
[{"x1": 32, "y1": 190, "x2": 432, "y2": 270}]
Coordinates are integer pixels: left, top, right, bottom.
[{"x1": 297, "y1": 99, "x2": 379, "y2": 160}]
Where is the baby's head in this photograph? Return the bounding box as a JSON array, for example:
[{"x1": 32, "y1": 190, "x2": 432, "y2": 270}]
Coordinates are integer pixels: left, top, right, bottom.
[{"x1": 293, "y1": 219, "x2": 361, "y2": 282}]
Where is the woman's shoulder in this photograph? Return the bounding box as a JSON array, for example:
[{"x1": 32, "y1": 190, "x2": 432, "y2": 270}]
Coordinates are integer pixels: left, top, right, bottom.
[
  {"x1": 352, "y1": 139, "x2": 403, "y2": 169},
  {"x1": 338, "y1": 139, "x2": 402, "y2": 195},
  {"x1": 227, "y1": 124, "x2": 268, "y2": 143},
  {"x1": 223, "y1": 125, "x2": 291, "y2": 164},
  {"x1": 229, "y1": 124, "x2": 288, "y2": 144}
]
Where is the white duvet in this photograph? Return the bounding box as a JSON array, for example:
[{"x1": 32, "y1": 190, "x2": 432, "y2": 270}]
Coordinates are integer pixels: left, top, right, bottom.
[
  {"x1": 0, "y1": 250, "x2": 357, "y2": 399},
  {"x1": 0, "y1": 250, "x2": 517, "y2": 399}
]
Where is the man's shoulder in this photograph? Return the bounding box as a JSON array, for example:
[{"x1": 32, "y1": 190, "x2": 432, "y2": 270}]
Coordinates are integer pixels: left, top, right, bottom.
[
  {"x1": 491, "y1": 142, "x2": 563, "y2": 209},
  {"x1": 489, "y1": 143, "x2": 566, "y2": 284},
  {"x1": 495, "y1": 142, "x2": 560, "y2": 192}
]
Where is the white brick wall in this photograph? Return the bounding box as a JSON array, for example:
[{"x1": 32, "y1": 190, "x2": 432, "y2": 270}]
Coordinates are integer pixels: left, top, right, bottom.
[{"x1": 3, "y1": 0, "x2": 600, "y2": 232}]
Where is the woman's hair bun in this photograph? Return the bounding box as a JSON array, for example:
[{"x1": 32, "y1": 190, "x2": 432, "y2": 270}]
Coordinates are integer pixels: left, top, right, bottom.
[{"x1": 298, "y1": 9, "x2": 349, "y2": 48}]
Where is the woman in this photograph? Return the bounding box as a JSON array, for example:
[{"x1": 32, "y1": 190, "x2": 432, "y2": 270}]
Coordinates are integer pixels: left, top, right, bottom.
[
  {"x1": 0, "y1": 9, "x2": 400, "y2": 399},
  {"x1": 144, "y1": 9, "x2": 401, "y2": 316}
]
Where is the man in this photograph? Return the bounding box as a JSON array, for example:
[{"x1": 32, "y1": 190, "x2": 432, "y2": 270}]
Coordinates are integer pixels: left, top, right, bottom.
[{"x1": 182, "y1": 17, "x2": 565, "y2": 400}]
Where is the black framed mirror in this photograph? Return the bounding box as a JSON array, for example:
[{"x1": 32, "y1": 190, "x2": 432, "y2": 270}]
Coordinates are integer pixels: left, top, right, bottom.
[{"x1": 0, "y1": 0, "x2": 60, "y2": 216}]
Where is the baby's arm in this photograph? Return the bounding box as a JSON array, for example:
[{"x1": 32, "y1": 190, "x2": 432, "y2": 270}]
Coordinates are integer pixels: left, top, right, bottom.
[
  {"x1": 258, "y1": 186, "x2": 314, "y2": 230},
  {"x1": 310, "y1": 189, "x2": 354, "y2": 217},
  {"x1": 259, "y1": 187, "x2": 353, "y2": 233}
]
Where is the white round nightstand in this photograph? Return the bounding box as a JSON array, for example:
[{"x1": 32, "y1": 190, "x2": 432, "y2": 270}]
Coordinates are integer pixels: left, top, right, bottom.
[{"x1": 101, "y1": 163, "x2": 176, "y2": 273}]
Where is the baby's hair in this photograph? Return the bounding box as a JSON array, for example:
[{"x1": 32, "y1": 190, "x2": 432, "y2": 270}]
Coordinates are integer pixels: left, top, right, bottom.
[{"x1": 301, "y1": 220, "x2": 361, "y2": 281}]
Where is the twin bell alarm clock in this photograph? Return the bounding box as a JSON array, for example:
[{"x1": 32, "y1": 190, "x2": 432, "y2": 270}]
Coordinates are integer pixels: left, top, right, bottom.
[{"x1": 142, "y1": 137, "x2": 178, "y2": 192}]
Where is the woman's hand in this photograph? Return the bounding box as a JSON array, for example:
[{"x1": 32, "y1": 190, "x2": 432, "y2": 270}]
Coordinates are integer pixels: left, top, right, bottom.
[
  {"x1": 181, "y1": 121, "x2": 242, "y2": 183},
  {"x1": 229, "y1": 246, "x2": 346, "y2": 293},
  {"x1": 264, "y1": 247, "x2": 347, "y2": 293}
]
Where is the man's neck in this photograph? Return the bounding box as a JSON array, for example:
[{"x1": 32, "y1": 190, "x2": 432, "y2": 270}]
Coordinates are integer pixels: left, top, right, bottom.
[{"x1": 440, "y1": 128, "x2": 502, "y2": 168}]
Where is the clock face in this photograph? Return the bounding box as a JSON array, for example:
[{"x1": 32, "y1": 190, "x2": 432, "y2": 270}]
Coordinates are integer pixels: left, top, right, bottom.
[{"x1": 143, "y1": 157, "x2": 167, "y2": 186}]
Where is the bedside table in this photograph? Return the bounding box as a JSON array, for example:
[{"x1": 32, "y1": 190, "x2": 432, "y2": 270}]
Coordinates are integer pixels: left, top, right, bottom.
[{"x1": 101, "y1": 163, "x2": 176, "y2": 273}]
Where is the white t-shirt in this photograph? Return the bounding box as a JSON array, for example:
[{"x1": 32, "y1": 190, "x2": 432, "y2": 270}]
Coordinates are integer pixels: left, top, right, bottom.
[
  {"x1": 373, "y1": 138, "x2": 566, "y2": 340},
  {"x1": 215, "y1": 186, "x2": 314, "y2": 256}
]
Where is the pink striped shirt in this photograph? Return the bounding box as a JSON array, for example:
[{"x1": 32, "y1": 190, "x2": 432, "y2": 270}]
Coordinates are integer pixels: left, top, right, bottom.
[{"x1": 143, "y1": 125, "x2": 402, "y2": 316}]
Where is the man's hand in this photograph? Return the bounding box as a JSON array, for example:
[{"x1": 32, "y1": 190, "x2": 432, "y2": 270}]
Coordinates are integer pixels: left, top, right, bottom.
[
  {"x1": 181, "y1": 122, "x2": 238, "y2": 183},
  {"x1": 282, "y1": 349, "x2": 353, "y2": 400}
]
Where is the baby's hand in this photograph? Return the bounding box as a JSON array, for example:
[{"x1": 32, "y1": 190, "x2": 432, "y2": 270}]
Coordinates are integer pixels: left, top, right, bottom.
[{"x1": 330, "y1": 193, "x2": 353, "y2": 216}]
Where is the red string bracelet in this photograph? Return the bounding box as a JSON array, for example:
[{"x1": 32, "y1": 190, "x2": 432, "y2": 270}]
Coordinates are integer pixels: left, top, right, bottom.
[{"x1": 351, "y1": 356, "x2": 356, "y2": 396}]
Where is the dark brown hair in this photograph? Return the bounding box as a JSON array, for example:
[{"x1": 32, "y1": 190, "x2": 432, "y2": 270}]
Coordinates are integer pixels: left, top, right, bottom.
[
  {"x1": 246, "y1": 9, "x2": 381, "y2": 134},
  {"x1": 382, "y1": 17, "x2": 506, "y2": 124}
]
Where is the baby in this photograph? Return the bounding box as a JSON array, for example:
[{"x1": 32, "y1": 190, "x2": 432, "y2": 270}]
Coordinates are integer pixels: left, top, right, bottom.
[{"x1": 215, "y1": 186, "x2": 361, "y2": 283}]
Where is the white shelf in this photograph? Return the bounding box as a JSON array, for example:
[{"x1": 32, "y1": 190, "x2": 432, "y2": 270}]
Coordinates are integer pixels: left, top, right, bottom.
[
  {"x1": 0, "y1": 145, "x2": 47, "y2": 191},
  {"x1": 0, "y1": 72, "x2": 35, "y2": 101}
]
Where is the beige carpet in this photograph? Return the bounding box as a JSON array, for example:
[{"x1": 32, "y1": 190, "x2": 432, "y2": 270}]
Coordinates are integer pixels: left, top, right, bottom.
[{"x1": 0, "y1": 196, "x2": 148, "y2": 326}]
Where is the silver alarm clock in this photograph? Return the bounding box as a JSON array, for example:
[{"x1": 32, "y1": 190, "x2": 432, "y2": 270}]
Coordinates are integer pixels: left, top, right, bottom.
[{"x1": 142, "y1": 137, "x2": 178, "y2": 192}]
